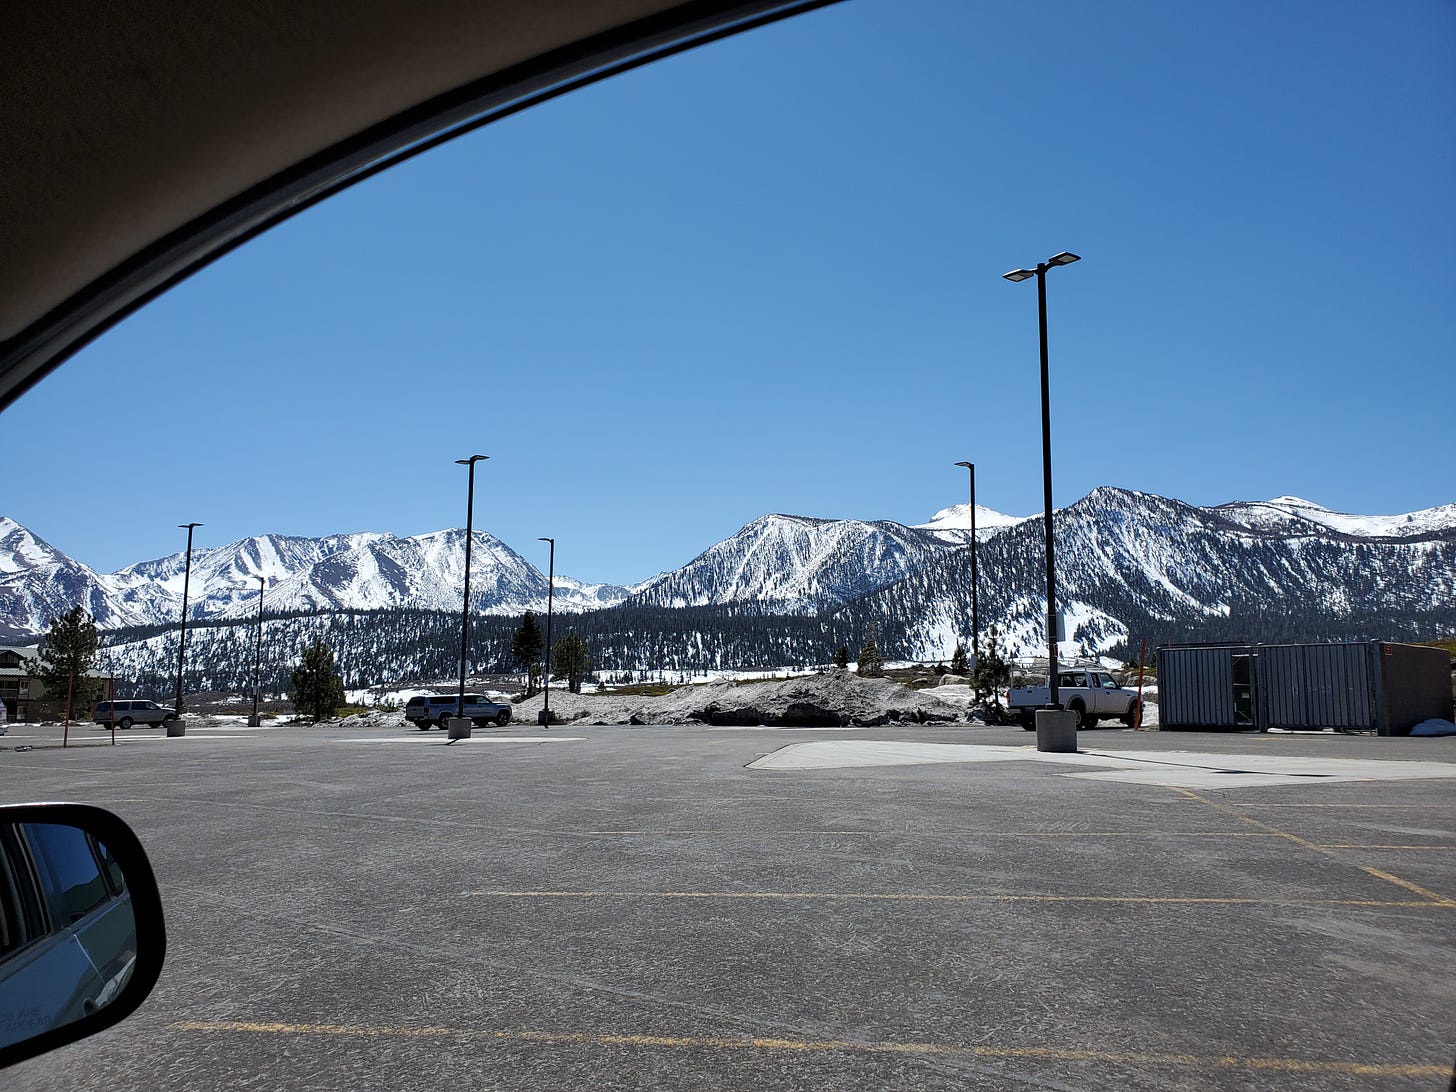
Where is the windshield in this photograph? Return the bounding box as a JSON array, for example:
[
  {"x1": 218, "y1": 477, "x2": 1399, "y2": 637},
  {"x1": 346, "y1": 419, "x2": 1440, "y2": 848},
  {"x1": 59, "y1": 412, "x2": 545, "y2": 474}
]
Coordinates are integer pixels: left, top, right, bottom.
[{"x1": 2, "y1": 1, "x2": 1453, "y2": 1088}]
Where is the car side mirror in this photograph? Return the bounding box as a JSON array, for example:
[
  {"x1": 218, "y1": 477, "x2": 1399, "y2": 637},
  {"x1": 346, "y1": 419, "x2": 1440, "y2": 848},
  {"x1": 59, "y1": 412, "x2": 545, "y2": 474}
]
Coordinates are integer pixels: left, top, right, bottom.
[{"x1": 0, "y1": 804, "x2": 166, "y2": 1070}]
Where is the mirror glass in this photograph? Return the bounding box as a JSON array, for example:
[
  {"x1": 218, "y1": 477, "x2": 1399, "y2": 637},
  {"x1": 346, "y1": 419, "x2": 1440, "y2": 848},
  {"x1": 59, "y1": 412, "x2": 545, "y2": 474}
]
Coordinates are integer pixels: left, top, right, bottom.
[{"x1": 0, "y1": 822, "x2": 138, "y2": 1050}]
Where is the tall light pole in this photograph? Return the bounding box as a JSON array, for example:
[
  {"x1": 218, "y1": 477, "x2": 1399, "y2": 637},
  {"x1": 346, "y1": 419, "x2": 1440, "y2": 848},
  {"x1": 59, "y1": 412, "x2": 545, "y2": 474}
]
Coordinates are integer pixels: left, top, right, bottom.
[
  {"x1": 250, "y1": 575, "x2": 265, "y2": 725},
  {"x1": 953, "y1": 461, "x2": 979, "y2": 660},
  {"x1": 1004, "y1": 251, "x2": 1080, "y2": 712},
  {"x1": 538, "y1": 537, "x2": 554, "y2": 726},
  {"x1": 174, "y1": 522, "x2": 202, "y2": 716},
  {"x1": 455, "y1": 455, "x2": 488, "y2": 720}
]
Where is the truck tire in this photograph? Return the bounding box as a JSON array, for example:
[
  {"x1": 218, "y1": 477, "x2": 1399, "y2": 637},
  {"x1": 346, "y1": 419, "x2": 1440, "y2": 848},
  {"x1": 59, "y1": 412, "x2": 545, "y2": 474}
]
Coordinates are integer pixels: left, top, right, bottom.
[
  {"x1": 119, "y1": 716, "x2": 133, "y2": 729},
  {"x1": 436, "y1": 712, "x2": 452, "y2": 729},
  {"x1": 1121, "y1": 701, "x2": 1140, "y2": 728},
  {"x1": 1067, "y1": 701, "x2": 1086, "y2": 730},
  {"x1": 1021, "y1": 718, "x2": 1036, "y2": 731},
  {"x1": 415, "y1": 720, "x2": 430, "y2": 731},
  {"x1": 495, "y1": 711, "x2": 511, "y2": 727}
]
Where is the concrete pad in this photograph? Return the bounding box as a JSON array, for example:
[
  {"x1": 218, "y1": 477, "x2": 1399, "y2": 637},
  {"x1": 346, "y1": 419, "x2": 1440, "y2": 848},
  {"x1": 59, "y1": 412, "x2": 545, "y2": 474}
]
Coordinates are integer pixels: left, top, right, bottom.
[
  {"x1": 748, "y1": 741, "x2": 1033, "y2": 769},
  {"x1": 332, "y1": 736, "x2": 585, "y2": 745},
  {"x1": 706, "y1": 725, "x2": 876, "y2": 732},
  {"x1": 747, "y1": 740, "x2": 1456, "y2": 789}
]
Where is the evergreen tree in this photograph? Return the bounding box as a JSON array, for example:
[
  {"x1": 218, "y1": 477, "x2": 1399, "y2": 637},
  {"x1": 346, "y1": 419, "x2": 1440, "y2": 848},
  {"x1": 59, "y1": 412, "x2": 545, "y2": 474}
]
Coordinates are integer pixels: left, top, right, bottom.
[
  {"x1": 971, "y1": 625, "x2": 1012, "y2": 706},
  {"x1": 511, "y1": 612, "x2": 544, "y2": 694},
  {"x1": 290, "y1": 639, "x2": 346, "y2": 722},
  {"x1": 857, "y1": 627, "x2": 884, "y2": 678},
  {"x1": 833, "y1": 645, "x2": 850, "y2": 670},
  {"x1": 552, "y1": 634, "x2": 592, "y2": 694},
  {"x1": 949, "y1": 641, "x2": 969, "y2": 676},
  {"x1": 34, "y1": 607, "x2": 101, "y2": 719}
]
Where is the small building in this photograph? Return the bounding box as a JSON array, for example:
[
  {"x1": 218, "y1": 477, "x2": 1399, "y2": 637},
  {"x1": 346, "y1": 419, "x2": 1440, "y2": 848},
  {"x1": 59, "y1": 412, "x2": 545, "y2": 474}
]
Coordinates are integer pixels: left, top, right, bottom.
[
  {"x1": 1156, "y1": 641, "x2": 1452, "y2": 735},
  {"x1": 0, "y1": 646, "x2": 116, "y2": 723}
]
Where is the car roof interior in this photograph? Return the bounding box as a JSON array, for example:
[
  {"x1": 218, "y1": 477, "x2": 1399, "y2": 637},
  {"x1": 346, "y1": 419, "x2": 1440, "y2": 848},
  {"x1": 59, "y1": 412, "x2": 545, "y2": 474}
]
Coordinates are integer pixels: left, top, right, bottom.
[{"x1": 1, "y1": 0, "x2": 832, "y2": 412}]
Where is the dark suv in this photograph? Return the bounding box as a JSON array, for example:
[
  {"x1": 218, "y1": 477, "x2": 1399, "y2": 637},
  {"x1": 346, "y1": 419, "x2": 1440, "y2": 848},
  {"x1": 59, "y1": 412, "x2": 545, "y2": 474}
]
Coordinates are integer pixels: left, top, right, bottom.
[
  {"x1": 92, "y1": 701, "x2": 178, "y2": 730},
  {"x1": 404, "y1": 694, "x2": 512, "y2": 730}
]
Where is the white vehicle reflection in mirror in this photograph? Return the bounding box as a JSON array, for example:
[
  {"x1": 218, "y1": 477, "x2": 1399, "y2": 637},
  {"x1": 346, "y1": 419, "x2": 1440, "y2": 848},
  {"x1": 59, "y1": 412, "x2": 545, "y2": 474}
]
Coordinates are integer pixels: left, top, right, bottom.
[{"x1": 0, "y1": 805, "x2": 166, "y2": 1070}]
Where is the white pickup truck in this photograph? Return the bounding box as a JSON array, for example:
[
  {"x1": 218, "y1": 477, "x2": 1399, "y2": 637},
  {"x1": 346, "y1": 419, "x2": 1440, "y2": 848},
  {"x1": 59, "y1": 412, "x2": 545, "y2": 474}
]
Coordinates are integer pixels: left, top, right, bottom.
[{"x1": 1007, "y1": 668, "x2": 1141, "y2": 731}]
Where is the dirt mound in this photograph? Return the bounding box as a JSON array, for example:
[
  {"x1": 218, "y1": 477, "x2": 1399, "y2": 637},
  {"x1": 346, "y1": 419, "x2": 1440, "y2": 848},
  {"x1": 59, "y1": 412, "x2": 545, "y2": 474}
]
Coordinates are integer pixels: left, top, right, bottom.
[{"x1": 513, "y1": 670, "x2": 965, "y2": 726}]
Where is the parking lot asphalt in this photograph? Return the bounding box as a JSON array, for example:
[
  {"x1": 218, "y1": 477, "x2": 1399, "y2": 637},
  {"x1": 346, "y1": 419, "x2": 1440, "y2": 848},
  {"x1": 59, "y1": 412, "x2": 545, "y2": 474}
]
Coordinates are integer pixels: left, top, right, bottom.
[{"x1": 3, "y1": 721, "x2": 1454, "y2": 1090}]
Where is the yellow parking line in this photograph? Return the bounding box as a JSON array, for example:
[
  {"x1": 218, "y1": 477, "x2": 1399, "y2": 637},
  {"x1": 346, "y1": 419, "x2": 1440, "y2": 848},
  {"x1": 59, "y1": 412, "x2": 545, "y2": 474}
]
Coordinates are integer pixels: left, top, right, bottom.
[
  {"x1": 1314, "y1": 844, "x2": 1456, "y2": 851},
  {"x1": 1172, "y1": 787, "x2": 1456, "y2": 906},
  {"x1": 168, "y1": 1020, "x2": 1450, "y2": 1079},
  {"x1": 1234, "y1": 803, "x2": 1454, "y2": 809},
  {"x1": 582, "y1": 830, "x2": 1277, "y2": 837},
  {"x1": 455, "y1": 889, "x2": 1449, "y2": 909}
]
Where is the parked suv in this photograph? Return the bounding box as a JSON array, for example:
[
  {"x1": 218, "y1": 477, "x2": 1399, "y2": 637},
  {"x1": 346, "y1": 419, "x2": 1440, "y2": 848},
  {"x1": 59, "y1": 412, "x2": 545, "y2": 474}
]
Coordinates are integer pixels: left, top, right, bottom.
[
  {"x1": 404, "y1": 694, "x2": 512, "y2": 730},
  {"x1": 92, "y1": 701, "x2": 179, "y2": 730}
]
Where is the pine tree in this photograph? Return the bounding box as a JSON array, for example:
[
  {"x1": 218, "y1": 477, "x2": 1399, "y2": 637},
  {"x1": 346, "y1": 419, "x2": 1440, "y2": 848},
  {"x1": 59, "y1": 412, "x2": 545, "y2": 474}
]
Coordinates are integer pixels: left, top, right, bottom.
[
  {"x1": 290, "y1": 639, "x2": 346, "y2": 722},
  {"x1": 857, "y1": 627, "x2": 884, "y2": 678},
  {"x1": 34, "y1": 607, "x2": 101, "y2": 719},
  {"x1": 833, "y1": 645, "x2": 850, "y2": 670},
  {"x1": 511, "y1": 612, "x2": 544, "y2": 694},
  {"x1": 552, "y1": 634, "x2": 592, "y2": 694},
  {"x1": 949, "y1": 641, "x2": 969, "y2": 676},
  {"x1": 971, "y1": 625, "x2": 1012, "y2": 706}
]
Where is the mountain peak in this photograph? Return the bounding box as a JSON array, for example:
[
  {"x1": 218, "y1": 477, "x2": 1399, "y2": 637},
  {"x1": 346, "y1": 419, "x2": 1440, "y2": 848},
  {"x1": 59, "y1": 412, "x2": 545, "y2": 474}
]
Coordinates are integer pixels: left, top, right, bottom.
[{"x1": 1267, "y1": 496, "x2": 1330, "y2": 510}]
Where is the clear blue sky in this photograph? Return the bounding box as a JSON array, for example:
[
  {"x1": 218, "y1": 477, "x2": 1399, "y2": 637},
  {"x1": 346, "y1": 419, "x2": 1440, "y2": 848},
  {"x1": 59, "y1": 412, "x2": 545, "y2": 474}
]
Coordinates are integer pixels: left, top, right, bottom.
[{"x1": 8, "y1": 0, "x2": 1454, "y2": 585}]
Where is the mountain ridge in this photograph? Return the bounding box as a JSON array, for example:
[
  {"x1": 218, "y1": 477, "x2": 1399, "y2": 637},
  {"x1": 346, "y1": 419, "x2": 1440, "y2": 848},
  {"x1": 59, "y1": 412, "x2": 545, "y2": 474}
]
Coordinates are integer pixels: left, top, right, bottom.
[{"x1": 3, "y1": 490, "x2": 1453, "y2": 663}]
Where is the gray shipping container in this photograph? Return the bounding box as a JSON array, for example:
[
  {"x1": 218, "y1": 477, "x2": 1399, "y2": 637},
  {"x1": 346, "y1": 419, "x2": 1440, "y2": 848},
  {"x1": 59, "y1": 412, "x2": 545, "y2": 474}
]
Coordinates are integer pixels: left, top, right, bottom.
[{"x1": 1156, "y1": 641, "x2": 1451, "y2": 735}]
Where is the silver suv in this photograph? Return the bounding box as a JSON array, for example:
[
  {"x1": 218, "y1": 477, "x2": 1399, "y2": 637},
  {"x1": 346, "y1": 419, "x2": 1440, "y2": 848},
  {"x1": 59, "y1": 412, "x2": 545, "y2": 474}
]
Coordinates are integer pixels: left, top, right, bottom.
[
  {"x1": 404, "y1": 694, "x2": 512, "y2": 730},
  {"x1": 92, "y1": 701, "x2": 178, "y2": 730}
]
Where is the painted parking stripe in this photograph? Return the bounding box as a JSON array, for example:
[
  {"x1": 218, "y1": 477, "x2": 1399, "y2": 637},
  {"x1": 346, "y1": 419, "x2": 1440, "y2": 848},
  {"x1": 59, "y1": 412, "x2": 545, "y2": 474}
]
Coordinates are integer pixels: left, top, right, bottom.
[
  {"x1": 168, "y1": 1021, "x2": 1450, "y2": 1079},
  {"x1": 454, "y1": 888, "x2": 1452, "y2": 910}
]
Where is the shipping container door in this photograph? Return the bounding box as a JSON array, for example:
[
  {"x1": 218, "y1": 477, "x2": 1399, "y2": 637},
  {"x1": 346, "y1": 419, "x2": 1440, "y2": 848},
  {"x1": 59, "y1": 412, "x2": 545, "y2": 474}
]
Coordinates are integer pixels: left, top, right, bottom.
[
  {"x1": 1159, "y1": 647, "x2": 1237, "y2": 728},
  {"x1": 1257, "y1": 644, "x2": 1376, "y2": 731}
]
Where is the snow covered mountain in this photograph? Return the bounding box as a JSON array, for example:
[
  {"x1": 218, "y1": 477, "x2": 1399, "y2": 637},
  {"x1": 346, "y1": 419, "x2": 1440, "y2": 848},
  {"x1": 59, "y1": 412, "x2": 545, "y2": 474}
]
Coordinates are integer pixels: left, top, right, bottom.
[
  {"x1": 0, "y1": 517, "x2": 142, "y2": 639},
  {"x1": 625, "y1": 514, "x2": 950, "y2": 610},
  {"x1": 3, "y1": 488, "x2": 1453, "y2": 663},
  {"x1": 1212, "y1": 496, "x2": 1456, "y2": 540},
  {"x1": 0, "y1": 522, "x2": 630, "y2": 636},
  {"x1": 241, "y1": 529, "x2": 632, "y2": 617},
  {"x1": 853, "y1": 487, "x2": 1456, "y2": 659},
  {"x1": 915, "y1": 503, "x2": 1030, "y2": 545},
  {"x1": 105, "y1": 531, "x2": 395, "y2": 623}
]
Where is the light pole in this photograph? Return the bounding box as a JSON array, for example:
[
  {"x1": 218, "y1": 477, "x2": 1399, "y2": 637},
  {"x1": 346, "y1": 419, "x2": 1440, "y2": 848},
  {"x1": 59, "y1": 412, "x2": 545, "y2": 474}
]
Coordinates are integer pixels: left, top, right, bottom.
[
  {"x1": 1004, "y1": 251, "x2": 1080, "y2": 713},
  {"x1": 953, "y1": 461, "x2": 979, "y2": 660},
  {"x1": 250, "y1": 575, "x2": 265, "y2": 726},
  {"x1": 538, "y1": 537, "x2": 554, "y2": 726},
  {"x1": 174, "y1": 522, "x2": 202, "y2": 716},
  {"x1": 455, "y1": 455, "x2": 488, "y2": 721}
]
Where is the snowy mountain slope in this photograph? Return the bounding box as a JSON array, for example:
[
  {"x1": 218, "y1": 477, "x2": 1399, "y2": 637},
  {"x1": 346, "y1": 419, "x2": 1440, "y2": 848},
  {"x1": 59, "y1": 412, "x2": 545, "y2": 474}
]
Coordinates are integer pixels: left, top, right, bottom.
[
  {"x1": 212, "y1": 529, "x2": 632, "y2": 618},
  {"x1": 1213, "y1": 496, "x2": 1456, "y2": 540},
  {"x1": 4, "y1": 485, "x2": 1453, "y2": 659},
  {"x1": 625, "y1": 514, "x2": 949, "y2": 609},
  {"x1": 852, "y1": 487, "x2": 1456, "y2": 659},
  {"x1": 0, "y1": 517, "x2": 145, "y2": 636},
  {"x1": 106, "y1": 531, "x2": 395, "y2": 621},
  {"x1": 915, "y1": 503, "x2": 1030, "y2": 545},
  {"x1": 233, "y1": 530, "x2": 543, "y2": 616},
  {"x1": 0, "y1": 519, "x2": 628, "y2": 635}
]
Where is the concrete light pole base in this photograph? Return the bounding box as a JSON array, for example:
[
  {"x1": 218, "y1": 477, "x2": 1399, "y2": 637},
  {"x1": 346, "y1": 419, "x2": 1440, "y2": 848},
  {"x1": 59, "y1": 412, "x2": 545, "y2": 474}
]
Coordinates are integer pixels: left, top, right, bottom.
[
  {"x1": 247, "y1": 715, "x2": 262, "y2": 727},
  {"x1": 537, "y1": 709, "x2": 557, "y2": 727},
  {"x1": 446, "y1": 717, "x2": 473, "y2": 741},
  {"x1": 166, "y1": 719, "x2": 186, "y2": 738},
  {"x1": 1035, "y1": 708, "x2": 1078, "y2": 753}
]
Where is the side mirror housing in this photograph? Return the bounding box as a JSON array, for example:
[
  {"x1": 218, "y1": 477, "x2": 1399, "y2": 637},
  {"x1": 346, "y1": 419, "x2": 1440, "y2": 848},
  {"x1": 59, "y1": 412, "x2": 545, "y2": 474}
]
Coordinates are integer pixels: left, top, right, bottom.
[{"x1": 0, "y1": 803, "x2": 166, "y2": 1070}]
